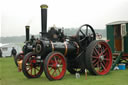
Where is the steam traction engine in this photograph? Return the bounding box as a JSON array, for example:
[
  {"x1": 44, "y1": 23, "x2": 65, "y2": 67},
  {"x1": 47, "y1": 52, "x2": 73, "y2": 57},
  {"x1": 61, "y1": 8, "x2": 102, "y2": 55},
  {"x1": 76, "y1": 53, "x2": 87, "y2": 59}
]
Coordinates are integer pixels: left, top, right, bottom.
[
  {"x1": 15, "y1": 26, "x2": 36, "y2": 66},
  {"x1": 20, "y1": 4, "x2": 112, "y2": 81}
]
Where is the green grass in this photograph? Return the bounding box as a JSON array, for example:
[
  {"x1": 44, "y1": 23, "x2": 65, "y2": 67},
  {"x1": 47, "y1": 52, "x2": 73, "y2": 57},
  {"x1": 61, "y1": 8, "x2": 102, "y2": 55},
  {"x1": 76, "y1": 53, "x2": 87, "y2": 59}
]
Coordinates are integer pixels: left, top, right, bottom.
[{"x1": 0, "y1": 57, "x2": 128, "y2": 85}]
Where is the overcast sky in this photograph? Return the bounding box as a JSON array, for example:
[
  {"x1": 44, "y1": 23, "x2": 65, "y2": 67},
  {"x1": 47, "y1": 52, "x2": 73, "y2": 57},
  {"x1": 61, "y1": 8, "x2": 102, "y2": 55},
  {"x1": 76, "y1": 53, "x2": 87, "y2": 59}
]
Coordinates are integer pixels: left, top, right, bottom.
[{"x1": 1, "y1": 0, "x2": 128, "y2": 37}]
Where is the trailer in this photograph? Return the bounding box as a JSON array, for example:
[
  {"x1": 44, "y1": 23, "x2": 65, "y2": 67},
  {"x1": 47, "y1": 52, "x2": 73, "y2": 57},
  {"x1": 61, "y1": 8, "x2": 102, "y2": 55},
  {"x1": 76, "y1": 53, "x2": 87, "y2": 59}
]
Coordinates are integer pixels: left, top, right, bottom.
[{"x1": 106, "y1": 21, "x2": 128, "y2": 70}]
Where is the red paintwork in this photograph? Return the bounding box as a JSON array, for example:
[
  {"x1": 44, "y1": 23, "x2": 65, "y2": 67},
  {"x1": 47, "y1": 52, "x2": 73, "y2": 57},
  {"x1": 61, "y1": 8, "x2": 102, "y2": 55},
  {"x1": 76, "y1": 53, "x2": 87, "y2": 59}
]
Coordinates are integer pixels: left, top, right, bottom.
[
  {"x1": 25, "y1": 55, "x2": 42, "y2": 77},
  {"x1": 47, "y1": 53, "x2": 66, "y2": 80}
]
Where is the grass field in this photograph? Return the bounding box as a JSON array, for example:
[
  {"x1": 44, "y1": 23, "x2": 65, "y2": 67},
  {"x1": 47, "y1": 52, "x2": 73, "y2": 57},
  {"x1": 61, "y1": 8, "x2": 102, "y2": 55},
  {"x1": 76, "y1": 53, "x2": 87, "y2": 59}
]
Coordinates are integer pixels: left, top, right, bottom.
[{"x1": 0, "y1": 57, "x2": 128, "y2": 85}]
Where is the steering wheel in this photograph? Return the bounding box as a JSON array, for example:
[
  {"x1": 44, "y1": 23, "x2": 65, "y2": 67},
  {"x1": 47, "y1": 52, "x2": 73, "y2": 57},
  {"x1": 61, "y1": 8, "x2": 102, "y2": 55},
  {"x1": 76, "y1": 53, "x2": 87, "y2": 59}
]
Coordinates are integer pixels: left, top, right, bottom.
[{"x1": 76, "y1": 24, "x2": 96, "y2": 49}]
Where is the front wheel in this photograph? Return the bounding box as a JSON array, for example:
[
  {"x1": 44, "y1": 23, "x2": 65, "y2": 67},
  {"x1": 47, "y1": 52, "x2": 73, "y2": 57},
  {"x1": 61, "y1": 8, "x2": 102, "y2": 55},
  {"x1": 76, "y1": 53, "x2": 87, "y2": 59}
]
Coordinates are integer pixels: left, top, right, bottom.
[
  {"x1": 85, "y1": 40, "x2": 112, "y2": 75},
  {"x1": 44, "y1": 52, "x2": 66, "y2": 81},
  {"x1": 22, "y1": 52, "x2": 43, "y2": 78}
]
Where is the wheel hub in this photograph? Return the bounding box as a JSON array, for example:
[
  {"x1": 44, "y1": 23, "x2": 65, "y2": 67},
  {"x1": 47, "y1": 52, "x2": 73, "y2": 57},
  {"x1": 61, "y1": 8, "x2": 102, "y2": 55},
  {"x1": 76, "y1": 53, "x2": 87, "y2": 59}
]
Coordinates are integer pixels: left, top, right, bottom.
[
  {"x1": 51, "y1": 63, "x2": 58, "y2": 69},
  {"x1": 57, "y1": 64, "x2": 60, "y2": 68},
  {"x1": 52, "y1": 64, "x2": 60, "y2": 69},
  {"x1": 100, "y1": 55, "x2": 104, "y2": 61}
]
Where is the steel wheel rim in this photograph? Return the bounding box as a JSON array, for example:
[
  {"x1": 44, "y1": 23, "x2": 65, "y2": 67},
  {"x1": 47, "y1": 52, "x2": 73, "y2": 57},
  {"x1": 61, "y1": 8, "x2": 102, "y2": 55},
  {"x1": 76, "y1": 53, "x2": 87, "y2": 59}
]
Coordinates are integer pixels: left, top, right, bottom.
[
  {"x1": 91, "y1": 41, "x2": 112, "y2": 75},
  {"x1": 25, "y1": 55, "x2": 42, "y2": 77},
  {"x1": 47, "y1": 54, "x2": 66, "y2": 80}
]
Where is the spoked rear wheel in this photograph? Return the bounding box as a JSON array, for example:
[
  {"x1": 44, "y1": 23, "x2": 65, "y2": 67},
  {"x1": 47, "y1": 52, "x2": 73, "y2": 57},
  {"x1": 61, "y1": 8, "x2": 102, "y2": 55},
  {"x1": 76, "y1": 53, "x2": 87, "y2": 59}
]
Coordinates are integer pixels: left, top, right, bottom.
[
  {"x1": 85, "y1": 40, "x2": 112, "y2": 75},
  {"x1": 44, "y1": 52, "x2": 66, "y2": 81},
  {"x1": 22, "y1": 52, "x2": 43, "y2": 78}
]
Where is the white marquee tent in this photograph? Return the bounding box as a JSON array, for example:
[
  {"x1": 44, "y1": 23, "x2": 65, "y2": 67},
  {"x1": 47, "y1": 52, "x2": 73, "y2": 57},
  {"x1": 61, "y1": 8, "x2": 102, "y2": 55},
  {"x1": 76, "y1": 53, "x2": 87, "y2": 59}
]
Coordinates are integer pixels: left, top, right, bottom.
[{"x1": 0, "y1": 43, "x2": 22, "y2": 57}]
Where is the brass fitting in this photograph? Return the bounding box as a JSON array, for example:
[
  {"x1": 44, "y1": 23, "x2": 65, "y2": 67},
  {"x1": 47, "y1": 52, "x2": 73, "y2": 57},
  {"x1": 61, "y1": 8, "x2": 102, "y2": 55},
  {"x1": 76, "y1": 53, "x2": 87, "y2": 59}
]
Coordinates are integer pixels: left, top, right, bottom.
[{"x1": 40, "y1": 4, "x2": 48, "y2": 9}]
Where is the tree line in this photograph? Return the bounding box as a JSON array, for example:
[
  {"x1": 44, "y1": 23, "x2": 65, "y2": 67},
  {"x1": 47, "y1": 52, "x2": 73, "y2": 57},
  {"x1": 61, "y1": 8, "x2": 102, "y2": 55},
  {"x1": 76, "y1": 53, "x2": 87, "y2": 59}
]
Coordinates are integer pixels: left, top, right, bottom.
[{"x1": 0, "y1": 29, "x2": 106, "y2": 44}]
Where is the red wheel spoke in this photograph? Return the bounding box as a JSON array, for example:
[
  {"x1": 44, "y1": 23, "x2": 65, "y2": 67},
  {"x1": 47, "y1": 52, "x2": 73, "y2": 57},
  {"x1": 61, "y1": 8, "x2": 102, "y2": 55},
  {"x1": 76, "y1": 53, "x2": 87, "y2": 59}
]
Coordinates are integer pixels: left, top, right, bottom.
[
  {"x1": 55, "y1": 70, "x2": 58, "y2": 76},
  {"x1": 49, "y1": 60, "x2": 54, "y2": 64},
  {"x1": 57, "y1": 68, "x2": 61, "y2": 73},
  {"x1": 92, "y1": 59, "x2": 97, "y2": 64},
  {"x1": 48, "y1": 67, "x2": 53, "y2": 72},
  {"x1": 102, "y1": 60, "x2": 106, "y2": 65},
  {"x1": 52, "y1": 69, "x2": 57, "y2": 76},
  {"x1": 103, "y1": 52, "x2": 107, "y2": 57},
  {"x1": 35, "y1": 67, "x2": 40, "y2": 71},
  {"x1": 93, "y1": 60, "x2": 100, "y2": 67},
  {"x1": 99, "y1": 48, "x2": 102, "y2": 54},
  {"x1": 92, "y1": 56, "x2": 99, "y2": 59},
  {"x1": 100, "y1": 48, "x2": 103, "y2": 56},
  {"x1": 54, "y1": 57, "x2": 58, "y2": 64},
  {"x1": 101, "y1": 48, "x2": 108, "y2": 55},
  {"x1": 57, "y1": 59, "x2": 62, "y2": 64},
  {"x1": 48, "y1": 64, "x2": 53, "y2": 67},
  {"x1": 103, "y1": 48, "x2": 108, "y2": 54},
  {"x1": 56, "y1": 57, "x2": 60, "y2": 63},
  {"x1": 101, "y1": 62, "x2": 106, "y2": 71},
  {"x1": 34, "y1": 68, "x2": 36, "y2": 75},
  {"x1": 96, "y1": 62, "x2": 100, "y2": 72},
  {"x1": 30, "y1": 62, "x2": 33, "y2": 75},
  {"x1": 30, "y1": 68, "x2": 32, "y2": 75},
  {"x1": 99, "y1": 62, "x2": 101, "y2": 72},
  {"x1": 94, "y1": 48, "x2": 100, "y2": 56}
]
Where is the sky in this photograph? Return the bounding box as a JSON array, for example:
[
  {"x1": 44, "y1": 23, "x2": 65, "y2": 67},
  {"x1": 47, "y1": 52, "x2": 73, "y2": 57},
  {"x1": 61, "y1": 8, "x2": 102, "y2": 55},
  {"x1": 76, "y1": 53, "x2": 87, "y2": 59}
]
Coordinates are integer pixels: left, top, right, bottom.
[{"x1": 0, "y1": 0, "x2": 128, "y2": 37}]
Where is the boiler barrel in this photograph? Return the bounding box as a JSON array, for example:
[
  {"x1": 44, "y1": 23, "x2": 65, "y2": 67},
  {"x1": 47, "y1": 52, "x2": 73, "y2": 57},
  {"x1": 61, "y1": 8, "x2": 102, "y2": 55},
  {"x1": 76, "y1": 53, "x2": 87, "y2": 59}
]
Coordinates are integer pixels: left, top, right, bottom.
[
  {"x1": 35, "y1": 40, "x2": 79, "y2": 59},
  {"x1": 50, "y1": 41, "x2": 79, "y2": 57}
]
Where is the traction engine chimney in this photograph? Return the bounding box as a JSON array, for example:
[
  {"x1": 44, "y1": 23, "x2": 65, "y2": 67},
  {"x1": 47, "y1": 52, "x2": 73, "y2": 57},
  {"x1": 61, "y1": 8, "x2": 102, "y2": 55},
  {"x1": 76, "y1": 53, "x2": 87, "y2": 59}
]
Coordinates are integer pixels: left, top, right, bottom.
[
  {"x1": 40, "y1": 4, "x2": 48, "y2": 37},
  {"x1": 25, "y1": 25, "x2": 30, "y2": 41}
]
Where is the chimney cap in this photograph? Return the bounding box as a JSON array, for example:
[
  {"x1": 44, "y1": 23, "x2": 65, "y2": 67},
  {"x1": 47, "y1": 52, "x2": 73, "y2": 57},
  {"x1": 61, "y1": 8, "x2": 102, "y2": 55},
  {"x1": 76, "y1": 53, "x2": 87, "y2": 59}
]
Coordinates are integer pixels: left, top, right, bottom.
[
  {"x1": 25, "y1": 25, "x2": 30, "y2": 29},
  {"x1": 40, "y1": 4, "x2": 48, "y2": 9}
]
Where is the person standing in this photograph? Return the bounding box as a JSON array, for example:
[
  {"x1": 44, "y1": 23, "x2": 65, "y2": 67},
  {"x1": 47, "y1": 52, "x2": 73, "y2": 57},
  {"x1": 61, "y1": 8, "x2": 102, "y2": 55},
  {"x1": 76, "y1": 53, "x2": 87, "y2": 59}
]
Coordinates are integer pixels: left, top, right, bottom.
[{"x1": 11, "y1": 47, "x2": 17, "y2": 57}]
